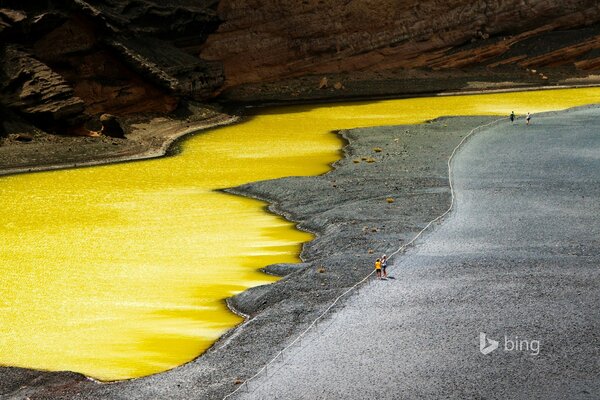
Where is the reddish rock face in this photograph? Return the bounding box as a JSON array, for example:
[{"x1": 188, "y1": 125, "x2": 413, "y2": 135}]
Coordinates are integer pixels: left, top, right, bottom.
[
  {"x1": 30, "y1": 15, "x2": 178, "y2": 117},
  {"x1": 0, "y1": 1, "x2": 222, "y2": 136},
  {"x1": 200, "y1": 0, "x2": 600, "y2": 87}
]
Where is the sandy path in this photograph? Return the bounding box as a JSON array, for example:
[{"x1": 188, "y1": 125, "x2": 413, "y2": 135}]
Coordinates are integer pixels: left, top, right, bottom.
[{"x1": 236, "y1": 107, "x2": 600, "y2": 399}]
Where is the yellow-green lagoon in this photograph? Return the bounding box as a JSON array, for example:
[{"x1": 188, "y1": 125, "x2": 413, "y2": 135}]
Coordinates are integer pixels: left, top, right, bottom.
[{"x1": 1, "y1": 88, "x2": 599, "y2": 380}]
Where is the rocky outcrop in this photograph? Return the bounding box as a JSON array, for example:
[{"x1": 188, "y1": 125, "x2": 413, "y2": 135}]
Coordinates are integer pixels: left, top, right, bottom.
[
  {"x1": 107, "y1": 36, "x2": 223, "y2": 100},
  {"x1": 0, "y1": 46, "x2": 85, "y2": 128},
  {"x1": 0, "y1": 8, "x2": 26, "y2": 36},
  {"x1": 0, "y1": 1, "x2": 222, "y2": 137},
  {"x1": 201, "y1": 0, "x2": 600, "y2": 88},
  {"x1": 4, "y1": 0, "x2": 600, "y2": 134},
  {"x1": 98, "y1": 113, "x2": 125, "y2": 137}
]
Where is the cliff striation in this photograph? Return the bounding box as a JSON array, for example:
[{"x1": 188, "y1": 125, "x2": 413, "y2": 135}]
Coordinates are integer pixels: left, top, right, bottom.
[
  {"x1": 0, "y1": 1, "x2": 222, "y2": 136},
  {"x1": 201, "y1": 0, "x2": 600, "y2": 88},
  {"x1": 3, "y1": 0, "x2": 600, "y2": 136}
]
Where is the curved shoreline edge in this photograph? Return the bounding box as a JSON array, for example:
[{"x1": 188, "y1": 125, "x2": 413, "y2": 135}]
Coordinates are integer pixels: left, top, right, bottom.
[
  {"x1": 2, "y1": 83, "x2": 599, "y2": 178},
  {"x1": 1, "y1": 101, "x2": 599, "y2": 399},
  {"x1": 0, "y1": 105, "x2": 239, "y2": 177},
  {"x1": 227, "y1": 106, "x2": 600, "y2": 400}
]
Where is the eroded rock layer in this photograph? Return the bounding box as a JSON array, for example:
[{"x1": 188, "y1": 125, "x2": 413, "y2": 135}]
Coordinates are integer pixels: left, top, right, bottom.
[
  {"x1": 201, "y1": 0, "x2": 600, "y2": 87},
  {"x1": 0, "y1": 1, "x2": 222, "y2": 135},
  {"x1": 3, "y1": 0, "x2": 600, "y2": 134}
]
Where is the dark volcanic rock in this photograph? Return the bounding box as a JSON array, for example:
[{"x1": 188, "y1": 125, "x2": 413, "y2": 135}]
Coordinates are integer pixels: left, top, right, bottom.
[
  {"x1": 107, "y1": 35, "x2": 224, "y2": 99},
  {"x1": 71, "y1": 0, "x2": 220, "y2": 40},
  {"x1": 31, "y1": 15, "x2": 97, "y2": 63},
  {"x1": 0, "y1": 1, "x2": 223, "y2": 137},
  {"x1": 15, "y1": 133, "x2": 33, "y2": 142},
  {"x1": 201, "y1": 0, "x2": 600, "y2": 87},
  {"x1": 0, "y1": 8, "x2": 26, "y2": 36},
  {"x1": 99, "y1": 113, "x2": 125, "y2": 137},
  {"x1": 0, "y1": 46, "x2": 85, "y2": 127},
  {"x1": 0, "y1": 106, "x2": 8, "y2": 137}
]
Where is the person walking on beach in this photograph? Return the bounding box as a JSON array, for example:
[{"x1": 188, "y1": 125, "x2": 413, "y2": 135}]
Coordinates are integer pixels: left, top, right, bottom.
[
  {"x1": 526, "y1": 112, "x2": 531, "y2": 125},
  {"x1": 510, "y1": 111, "x2": 515, "y2": 123},
  {"x1": 381, "y1": 254, "x2": 388, "y2": 278},
  {"x1": 374, "y1": 258, "x2": 382, "y2": 279}
]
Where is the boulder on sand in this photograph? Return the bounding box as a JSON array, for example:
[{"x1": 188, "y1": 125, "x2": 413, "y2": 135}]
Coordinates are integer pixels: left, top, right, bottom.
[{"x1": 99, "y1": 114, "x2": 125, "y2": 138}]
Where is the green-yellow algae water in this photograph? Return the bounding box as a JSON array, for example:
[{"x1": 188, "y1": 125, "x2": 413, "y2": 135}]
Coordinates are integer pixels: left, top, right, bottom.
[{"x1": 1, "y1": 88, "x2": 599, "y2": 381}]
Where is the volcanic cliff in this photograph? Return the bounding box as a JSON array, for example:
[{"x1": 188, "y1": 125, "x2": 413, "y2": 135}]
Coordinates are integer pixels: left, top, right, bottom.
[
  {"x1": 0, "y1": 0, "x2": 223, "y2": 137},
  {"x1": 202, "y1": 0, "x2": 600, "y2": 87},
  {"x1": 2, "y1": 0, "x2": 600, "y2": 139}
]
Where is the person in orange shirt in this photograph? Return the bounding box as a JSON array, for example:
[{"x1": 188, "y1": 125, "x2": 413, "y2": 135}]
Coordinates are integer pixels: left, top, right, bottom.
[{"x1": 374, "y1": 258, "x2": 382, "y2": 279}]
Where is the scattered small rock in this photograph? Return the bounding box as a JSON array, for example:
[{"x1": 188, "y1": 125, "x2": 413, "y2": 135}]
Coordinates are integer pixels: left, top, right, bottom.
[
  {"x1": 366, "y1": 157, "x2": 376, "y2": 163},
  {"x1": 317, "y1": 266, "x2": 326, "y2": 273},
  {"x1": 318, "y1": 76, "x2": 328, "y2": 89},
  {"x1": 373, "y1": 147, "x2": 382, "y2": 152},
  {"x1": 386, "y1": 197, "x2": 395, "y2": 203},
  {"x1": 353, "y1": 159, "x2": 361, "y2": 163},
  {"x1": 15, "y1": 133, "x2": 33, "y2": 142}
]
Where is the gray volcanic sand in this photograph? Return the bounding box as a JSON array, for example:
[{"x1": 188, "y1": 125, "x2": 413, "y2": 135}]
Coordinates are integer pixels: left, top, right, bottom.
[
  {"x1": 4, "y1": 107, "x2": 599, "y2": 399},
  {"x1": 237, "y1": 107, "x2": 600, "y2": 399}
]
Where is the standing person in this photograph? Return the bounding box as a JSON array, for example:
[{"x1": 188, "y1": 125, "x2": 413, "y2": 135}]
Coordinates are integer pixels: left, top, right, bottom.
[
  {"x1": 510, "y1": 111, "x2": 515, "y2": 123},
  {"x1": 374, "y1": 258, "x2": 382, "y2": 279},
  {"x1": 381, "y1": 254, "x2": 388, "y2": 278},
  {"x1": 526, "y1": 112, "x2": 531, "y2": 125}
]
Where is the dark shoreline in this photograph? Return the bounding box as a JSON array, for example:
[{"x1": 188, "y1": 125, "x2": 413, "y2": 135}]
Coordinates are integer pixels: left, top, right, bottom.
[{"x1": 0, "y1": 102, "x2": 238, "y2": 177}]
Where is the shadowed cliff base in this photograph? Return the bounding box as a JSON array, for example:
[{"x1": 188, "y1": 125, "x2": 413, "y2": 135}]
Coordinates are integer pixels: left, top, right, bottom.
[
  {"x1": 216, "y1": 67, "x2": 600, "y2": 105},
  {"x1": 0, "y1": 102, "x2": 236, "y2": 176}
]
